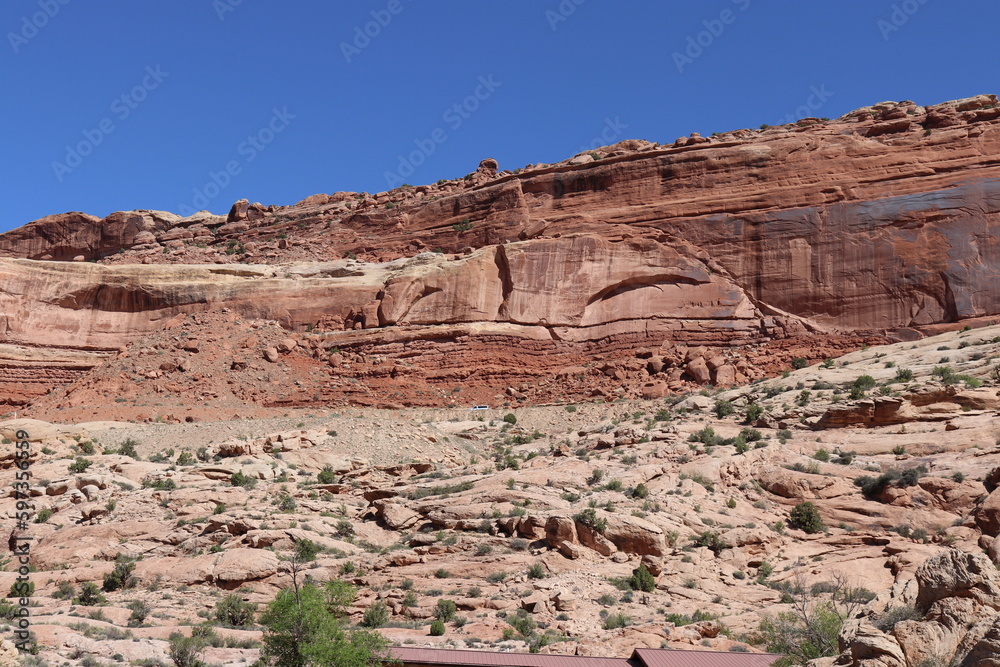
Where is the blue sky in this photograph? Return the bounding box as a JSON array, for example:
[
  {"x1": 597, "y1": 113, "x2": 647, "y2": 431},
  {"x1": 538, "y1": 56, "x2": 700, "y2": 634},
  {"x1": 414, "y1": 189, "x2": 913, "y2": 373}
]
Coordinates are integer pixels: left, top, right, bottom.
[{"x1": 2, "y1": 0, "x2": 998, "y2": 231}]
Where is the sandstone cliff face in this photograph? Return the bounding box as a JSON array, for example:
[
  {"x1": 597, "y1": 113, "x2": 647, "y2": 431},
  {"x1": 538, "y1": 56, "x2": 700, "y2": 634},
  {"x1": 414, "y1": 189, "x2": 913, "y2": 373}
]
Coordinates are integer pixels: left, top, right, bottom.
[{"x1": 2, "y1": 95, "x2": 999, "y2": 406}]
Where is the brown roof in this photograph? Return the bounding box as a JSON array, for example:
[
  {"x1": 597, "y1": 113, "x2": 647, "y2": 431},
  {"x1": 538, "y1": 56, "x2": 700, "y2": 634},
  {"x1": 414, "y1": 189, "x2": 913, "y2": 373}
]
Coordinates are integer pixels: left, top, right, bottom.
[
  {"x1": 633, "y1": 648, "x2": 780, "y2": 667},
  {"x1": 391, "y1": 647, "x2": 633, "y2": 667},
  {"x1": 390, "y1": 646, "x2": 779, "y2": 667}
]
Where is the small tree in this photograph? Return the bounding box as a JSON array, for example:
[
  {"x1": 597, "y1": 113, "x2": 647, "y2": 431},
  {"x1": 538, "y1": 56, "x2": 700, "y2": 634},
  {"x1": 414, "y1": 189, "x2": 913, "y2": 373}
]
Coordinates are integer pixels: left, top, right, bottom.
[
  {"x1": 214, "y1": 594, "x2": 255, "y2": 627},
  {"x1": 788, "y1": 502, "x2": 824, "y2": 534},
  {"x1": 629, "y1": 564, "x2": 656, "y2": 592},
  {"x1": 434, "y1": 599, "x2": 457, "y2": 622},
  {"x1": 258, "y1": 579, "x2": 391, "y2": 667},
  {"x1": 750, "y1": 573, "x2": 874, "y2": 666}
]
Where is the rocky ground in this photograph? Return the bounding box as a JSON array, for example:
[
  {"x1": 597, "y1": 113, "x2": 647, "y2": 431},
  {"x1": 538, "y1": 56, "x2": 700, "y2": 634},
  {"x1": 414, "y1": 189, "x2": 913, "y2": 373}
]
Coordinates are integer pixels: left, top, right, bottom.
[{"x1": 1, "y1": 324, "x2": 998, "y2": 666}]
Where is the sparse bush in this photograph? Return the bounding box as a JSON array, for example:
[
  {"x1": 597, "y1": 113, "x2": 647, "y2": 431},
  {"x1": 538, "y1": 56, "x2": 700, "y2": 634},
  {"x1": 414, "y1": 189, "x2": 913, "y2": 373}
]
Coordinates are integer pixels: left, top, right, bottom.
[
  {"x1": 813, "y1": 449, "x2": 830, "y2": 462},
  {"x1": 230, "y1": 471, "x2": 257, "y2": 489},
  {"x1": 874, "y1": 605, "x2": 921, "y2": 632},
  {"x1": 527, "y1": 563, "x2": 547, "y2": 579},
  {"x1": 690, "y1": 531, "x2": 728, "y2": 554},
  {"x1": 894, "y1": 368, "x2": 914, "y2": 382},
  {"x1": 574, "y1": 508, "x2": 607, "y2": 533},
  {"x1": 435, "y1": 599, "x2": 457, "y2": 622},
  {"x1": 68, "y1": 457, "x2": 92, "y2": 474},
  {"x1": 117, "y1": 438, "x2": 140, "y2": 459},
  {"x1": 128, "y1": 600, "x2": 152, "y2": 627},
  {"x1": 214, "y1": 594, "x2": 255, "y2": 627},
  {"x1": 103, "y1": 558, "x2": 136, "y2": 592},
  {"x1": 502, "y1": 413, "x2": 517, "y2": 425},
  {"x1": 632, "y1": 483, "x2": 649, "y2": 499},
  {"x1": 745, "y1": 404, "x2": 764, "y2": 424},
  {"x1": 34, "y1": 508, "x2": 54, "y2": 524},
  {"x1": 316, "y1": 466, "x2": 337, "y2": 484},
  {"x1": 361, "y1": 600, "x2": 390, "y2": 628},
  {"x1": 74, "y1": 582, "x2": 105, "y2": 606},
  {"x1": 714, "y1": 400, "x2": 735, "y2": 418},
  {"x1": 788, "y1": 502, "x2": 824, "y2": 534}
]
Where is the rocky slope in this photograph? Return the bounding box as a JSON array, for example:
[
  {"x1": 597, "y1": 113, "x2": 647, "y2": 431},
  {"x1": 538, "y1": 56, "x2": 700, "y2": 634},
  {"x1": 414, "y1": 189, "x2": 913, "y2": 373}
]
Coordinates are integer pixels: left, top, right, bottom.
[
  {"x1": 2, "y1": 94, "x2": 1000, "y2": 410},
  {"x1": 0, "y1": 325, "x2": 998, "y2": 666}
]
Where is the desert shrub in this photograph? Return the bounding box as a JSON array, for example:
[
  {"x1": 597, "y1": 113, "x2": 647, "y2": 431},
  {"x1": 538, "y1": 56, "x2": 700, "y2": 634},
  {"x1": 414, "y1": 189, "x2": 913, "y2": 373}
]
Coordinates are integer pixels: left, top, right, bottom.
[
  {"x1": 34, "y1": 508, "x2": 54, "y2": 524},
  {"x1": 791, "y1": 358, "x2": 808, "y2": 369},
  {"x1": 502, "y1": 413, "x2": 517, "y2": 425},
  {"x1": 874, "y1": 605, "x2": 921, "y2": 632},
  {"x1": 435, "y1": 599, "x2": 457, "y2": 622},
  {"x1": 230, "y1": 471, "x2": 257, "y2": 489},
  {"x1": 690, "y1": 531, "x2": 728, "y2": 554},
  {"x1": 117, "y1": 438, "x2": 140, "y2": 459},
  {"x1": 168, "y1": 631, "x2": 207, "y2": 667},
  {"x1": 714, "y1": 400, "x2": 735, "y2": 418},
  {"x1": 632, "y1": 483, "x2": 649, "y2": 499},
  {"x1": 894, "y1": 368, "x2": 914, "y2": 382},
  {"x1": 429, "y1": 619, "x2": 446, "y2": 636},
  {"x1": 68, "y1": 457, "x2": 92, "y2": 473},
  {"x1": 574, "y1": 508, "x2": 607, "y2": 533},
  {"x1": 788, "y1": 502, "x2": 824, "y2": 534},
  {"x1": 103, "y1": 558, "x2": 136, "y2": 592},
  {"x1": 127, "y1": 600, "x2": 152, "y2": 627},
  {"x1": 602, "y1": 613, "x2": 631, "y2": 629},
  {"x1": 361, "y1": 600, "x2": 389, "y2": 628},
  {"x1": 214, "y1": 594, "x2": 255, "y2": 627},
  {"x1": 74, "y1": 582, "x2": 105, "y2": 606},
  {"x1": 316, "y1": 466, "x2": 337, "y2": 484},
  {"x1": 629, "y1": 564, "x2": 656, "y2": 592},
  {"x1": 527, "y1": 563, "x2": 547, "y2": 579},
  {"x1": 745, "y1": 404, "x2": 764, "y2": 424},
  {"x1": 689, "y1": 426, "x2": 722, "y2": 446}
]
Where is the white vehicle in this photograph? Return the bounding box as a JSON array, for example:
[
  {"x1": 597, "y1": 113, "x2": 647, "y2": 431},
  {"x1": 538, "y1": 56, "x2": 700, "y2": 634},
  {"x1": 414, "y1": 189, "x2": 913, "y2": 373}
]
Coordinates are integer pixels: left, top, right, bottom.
[{"x1": 470, "y1": 405, "x2": 489, "y2": 411}]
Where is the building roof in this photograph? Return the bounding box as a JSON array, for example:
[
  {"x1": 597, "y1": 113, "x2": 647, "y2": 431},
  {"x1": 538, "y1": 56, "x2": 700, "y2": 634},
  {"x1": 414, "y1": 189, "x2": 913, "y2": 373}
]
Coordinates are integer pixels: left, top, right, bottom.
[{"x1": 390, "y1": 646, "x2": 780, "y2": 667}]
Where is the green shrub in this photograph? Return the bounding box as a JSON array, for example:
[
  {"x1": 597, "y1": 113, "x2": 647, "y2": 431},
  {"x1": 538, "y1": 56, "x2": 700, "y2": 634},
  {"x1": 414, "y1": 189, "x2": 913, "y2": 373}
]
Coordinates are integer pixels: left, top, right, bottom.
[
  {"x1": 103, "y1": 558, "x2": 136, "y2": 592},
  {"x1": 34, "y1": 508, "x2": 54, "y2": 523},
  {"x1": 429, "y1": 620, "x2": 446, "y2": 636},
  {"x1": 317, "y1": 466, "x2": 338, "y2": 484},
  {"x1": 502, "y1": 413, "x2": 517, "y2": 425},
  {"x1": 689, "y1": 426, "x2": 722, "y2": 446},
  {"x1": 788, "y1": 502, "x2": 824, "y2": 534},
  {"x1": 230, "y1": 471, "x2": 257, "y2": 489},
  {"x1": 527, "y1": 563, "x2": 547, "y2": 579},
  {"x1": 214, "y1": 594, "x2": 255, "y2": 627},
  {"x1": 361, "y1": 600, "x2": 389, "y2": 628},
  {"x1": 68, "y1": 457, "x2": 92, "y2": 474},
  {"x1": 602, "y1": 613, "x2": 631, "y2": 629},
  {"x1": 632, "y1": 483, "x2": 649, "y2": 499},
  {"x1": 117, "y1": 438, "x2": 140, "y2": 459},
  {"x1": 74, "y1": 582, "x2": 105, "y2": 606},
  {"x1": 629, "y1": 564, "x2": 656, "y2": 592},
  {"x1": 894, "y1": 368, "x2": 914, "y2": 382},
  {"x1": 791, "y1": 358, "x2": 808, "y2": 369},
  {"x1": 744, "y1": 404, "x2": 764, "y2": 424},
  {"x1": 574, "y1": 508, "x2": 607, "y2": 533},
  {"x1": 435, "y1": 599, "x2": 457, "y2": 622},
  {"x1": 714, "y1": 400, "x2": 735, "y2": 418},
  {"x1": 813, "y1": 449, "x2": 830, "y2": 462},
  {"x1": 690, "y1": 531, "x2": 728, "y2": 554}
]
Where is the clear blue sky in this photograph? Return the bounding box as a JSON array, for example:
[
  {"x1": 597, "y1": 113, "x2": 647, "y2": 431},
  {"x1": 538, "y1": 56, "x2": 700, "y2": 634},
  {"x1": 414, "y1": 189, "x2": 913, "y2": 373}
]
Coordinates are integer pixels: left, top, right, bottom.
[{"x1": 2, "y1": 1, "x2": 998, "y2": 230}]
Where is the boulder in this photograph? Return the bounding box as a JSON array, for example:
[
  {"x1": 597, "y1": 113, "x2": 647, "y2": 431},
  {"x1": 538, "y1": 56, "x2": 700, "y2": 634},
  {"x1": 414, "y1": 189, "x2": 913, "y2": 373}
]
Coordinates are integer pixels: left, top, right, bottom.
[{"x1": 213, "y1": 548, "x2": 280, "y2": 586}]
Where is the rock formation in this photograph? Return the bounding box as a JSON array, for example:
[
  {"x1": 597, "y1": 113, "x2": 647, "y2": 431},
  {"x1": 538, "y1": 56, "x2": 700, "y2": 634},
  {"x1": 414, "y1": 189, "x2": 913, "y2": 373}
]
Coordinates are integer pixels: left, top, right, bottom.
[{"x1": 2, "y1": 95, "x2": 999, "y2": 409}]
